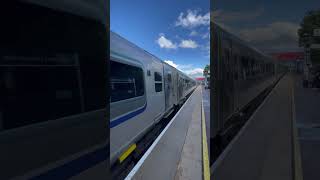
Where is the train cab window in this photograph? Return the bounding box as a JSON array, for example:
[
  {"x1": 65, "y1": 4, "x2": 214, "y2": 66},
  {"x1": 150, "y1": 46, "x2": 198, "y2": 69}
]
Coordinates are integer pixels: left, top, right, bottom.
[
  {"x1": 154, "y1": 72, "x2": 162, "y2": 92},
  {"x1": 110, "y1": 60, "x2": 145, "y2": 102},
  {"x1": 0, "y1": 2, "x2": 107, "y2": 131}
]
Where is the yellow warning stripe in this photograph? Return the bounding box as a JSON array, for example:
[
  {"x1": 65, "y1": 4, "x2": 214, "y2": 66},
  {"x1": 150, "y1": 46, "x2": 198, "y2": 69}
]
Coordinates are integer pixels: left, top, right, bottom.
[
  {"x1": 202, "y1": 92, "x2": 210, "y2": 180},
  {"x1": 291, "y1": 79, "x2": 303, "y2": 180},
  {"x1": 119, "y1": 144, "x2": 137, "y2": 163}
]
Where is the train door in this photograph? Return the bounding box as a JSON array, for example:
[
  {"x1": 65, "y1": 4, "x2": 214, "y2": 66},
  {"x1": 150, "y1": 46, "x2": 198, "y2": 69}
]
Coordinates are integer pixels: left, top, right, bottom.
[
  {"x1": 150, "y1": 62, "x2": 165, "y2": 123},
  {"x1": 172, "y1": 70, "x2": 179, "y2": 105},
  {"x1": 177, "y1": 74, "x2": 183, "y2": 103},
  {"x1": 163, "y1": 64, "x2": 175, "y2": 112}
]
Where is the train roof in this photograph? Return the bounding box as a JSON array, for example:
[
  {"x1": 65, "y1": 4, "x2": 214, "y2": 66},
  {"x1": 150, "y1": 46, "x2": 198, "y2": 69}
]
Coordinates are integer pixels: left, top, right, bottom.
[
  {"x1": 213, "y1": 22, "x2": 277, "y2": 63},
  {"x1": 110, "y1": 31, "x2": 196, "y2": 81},
  {"x1": 22, "y1": 0, "x2": 107, "y2": 25}
]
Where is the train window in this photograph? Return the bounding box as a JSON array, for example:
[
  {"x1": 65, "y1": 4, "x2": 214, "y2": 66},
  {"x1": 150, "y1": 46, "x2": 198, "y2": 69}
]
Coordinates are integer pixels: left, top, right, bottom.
[
  {"x1": 155, "y1": 83, "x2": 162, "y2": 92},
  {"x1": 110, "y1": 60, "x2": 145, "y2": 102},
  {"x1": 154, "y1": 72, "x2": 162, "y2": 92},
  {"x1": 154, "y1": 72, "x2": 162, "y2": 81},
  {"x1": 0, "y1": 2, "x2": 107, "y2": 131},
  {"x1": 167, "y1": 74, "x2": 172, "y2": 82}
]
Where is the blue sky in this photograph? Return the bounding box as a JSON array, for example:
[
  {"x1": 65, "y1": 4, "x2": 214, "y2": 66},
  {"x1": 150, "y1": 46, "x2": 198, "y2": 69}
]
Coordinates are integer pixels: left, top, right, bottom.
[
  {"x1": 111, "y1": 0, "x2": 210, "y2": 78},
  {"x1": 212, "y1": 0, "x2": 320, "y2": 53}
]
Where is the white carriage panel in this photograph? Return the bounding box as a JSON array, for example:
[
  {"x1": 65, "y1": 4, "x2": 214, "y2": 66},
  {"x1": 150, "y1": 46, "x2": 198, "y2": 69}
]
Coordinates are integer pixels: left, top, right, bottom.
[{"x1": 144, "y1": 59, "x2": 165, "y2": 123}]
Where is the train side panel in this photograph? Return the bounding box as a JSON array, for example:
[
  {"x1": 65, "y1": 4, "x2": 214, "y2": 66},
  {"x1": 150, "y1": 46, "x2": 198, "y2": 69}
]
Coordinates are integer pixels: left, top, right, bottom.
[
  {"x1": 146, "y1": 57, "x2": 166, "y2": 123},
  {"x1": 212, "y1": 23, "x2": 287, "y2": 137},
  {"x1": 163, "y1": 63, "x2": 178, "y2": 112},
  {"x1": 110, "y1": 32, "x2": 165, "y2": 164}
]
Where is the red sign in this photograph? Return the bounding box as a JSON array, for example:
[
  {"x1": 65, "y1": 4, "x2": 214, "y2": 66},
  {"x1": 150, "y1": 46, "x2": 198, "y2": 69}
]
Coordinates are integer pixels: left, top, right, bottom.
[
  {"x1": 270, "y1": 52, "x2": 304, "y2": 61},
  {"x1": 195, "y1": 77, "x2": 205, "y2": 81}
]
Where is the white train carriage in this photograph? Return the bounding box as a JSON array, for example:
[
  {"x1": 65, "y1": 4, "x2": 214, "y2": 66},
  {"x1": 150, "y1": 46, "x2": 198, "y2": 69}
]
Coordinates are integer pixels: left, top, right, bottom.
[{"x1": 110, "y1": 31, "x2": 196, "y2": 165}]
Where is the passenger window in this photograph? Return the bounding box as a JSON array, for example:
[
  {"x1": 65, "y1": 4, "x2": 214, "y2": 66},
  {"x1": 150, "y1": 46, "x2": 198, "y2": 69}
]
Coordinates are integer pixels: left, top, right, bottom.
[
  {"x1": 155, "y1": 83, "x2": 162, "y2": 92},
  {"x1": 110, "y1": 60, "x2": 145, "y2": 102},
  {"x1": 154, "y1": 72, "x2": 162, "y2": 92},
  {"x1": 154, "y1": 72, "x2": 162, "y2": 81},
  {"x1": 167, "y1": 74, "x2": 172, "y2": 82}
]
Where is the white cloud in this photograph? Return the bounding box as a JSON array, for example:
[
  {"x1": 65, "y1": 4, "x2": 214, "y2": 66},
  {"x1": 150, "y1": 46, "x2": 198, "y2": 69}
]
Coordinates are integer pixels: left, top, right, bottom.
[
  {"x1": 179, "y1": 39, "x2": 198, "y2": 48},
  {"x1": 156, "y1": 34, "x2": 177, "y2": 49},
  {"x1": 212, "y1": 7, "x2": 300, "y2": 53},
  {"x1": 163, "y1": 60, "x2": 204, "y2": 78},
  {"x1": 178, "y1": 64, "x2": 193, "y2": 70},
  {"x1": 239, "y1": 21, "x2": 299, "y2": 43},
  {"x1": 175, "y1": 10, "x2": 210, "y2": 28},
  {"x1": 164, "y1": 60, "x2": 192, "y2": 71},
  {"x1": 164, "y1": 60, "x2": 178, "y2": 68},
  {"x1": 211, "y1": 7, "x2": 265, "y2": 35},
  {"x1": 211, "y1": 7, "x2": 264, "y2": 23},
  {"x1": 184, "y1": 68, "x2": 204, "y2": 76},
  {"x1": 202, "y1": 32, "x2": 210, "y2": 39},
  {"x1": 189, "y1": 30, "x2": 198, "y2": 36},
  {"x1": 205, "y1": 43, "x2": 210, "y2": 58}
]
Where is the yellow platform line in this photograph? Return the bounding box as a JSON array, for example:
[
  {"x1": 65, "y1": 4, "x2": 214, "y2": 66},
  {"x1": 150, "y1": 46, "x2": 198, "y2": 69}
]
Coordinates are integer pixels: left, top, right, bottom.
[
  {"x1": 291, "y1": 77, "x2": 303, "y2": 180},
  {"x1": 202, "y1": 90, "x2": 210, "y2": 180},
  {"x1": 119, "y1": 144, "x2": 137, "y2": 163}
]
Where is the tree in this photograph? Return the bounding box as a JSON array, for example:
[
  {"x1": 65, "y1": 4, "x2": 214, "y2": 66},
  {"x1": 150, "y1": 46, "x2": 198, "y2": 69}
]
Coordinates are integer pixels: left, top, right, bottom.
[
  {"x1": 298, "y1": 10, "x2": 320, "y2": 47},
  {"x1": 203, "y1": 64, "x2": 210, "y2": 77}
]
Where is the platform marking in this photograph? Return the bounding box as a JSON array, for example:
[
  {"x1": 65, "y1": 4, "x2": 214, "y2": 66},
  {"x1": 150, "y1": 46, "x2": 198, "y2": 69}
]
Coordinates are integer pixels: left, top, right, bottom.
[
  {"x1": 125, "y1": 86, "x2": 200, "y2": 180},
  {"x1": 119, "y1": 144, "x2": 137, "y2": 163},
  {"x1": 291, "y1": 77, "x2": 303, "y2": 180},
  {"x1": 202, "y1": 88, "x2": 210, "y2": 180}
]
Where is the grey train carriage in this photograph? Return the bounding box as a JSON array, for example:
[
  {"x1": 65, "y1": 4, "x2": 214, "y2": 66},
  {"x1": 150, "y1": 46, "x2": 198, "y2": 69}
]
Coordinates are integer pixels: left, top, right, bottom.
[
  {"x1": 211, "y1": 23, "x2": 288, "y2": 162},
  {"x1": 0, "y1": 1, "x2": 108, "y2": 180},
  {"x1": 110, "y1": 31, "x2": 197, "y2": 166}
]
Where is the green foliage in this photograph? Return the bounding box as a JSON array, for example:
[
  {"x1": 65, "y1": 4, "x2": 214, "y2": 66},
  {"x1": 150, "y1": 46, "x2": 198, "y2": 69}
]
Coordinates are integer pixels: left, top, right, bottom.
[
  {"x1": 203, "y1": 64, "x2": 210, "y2": 76},
  {"x1": 298, "y1": 10, "x2": 320, "y2": 47}
]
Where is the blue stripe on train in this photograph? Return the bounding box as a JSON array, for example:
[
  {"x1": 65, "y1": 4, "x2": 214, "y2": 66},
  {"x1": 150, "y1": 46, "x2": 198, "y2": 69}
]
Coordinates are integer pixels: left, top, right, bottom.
[
  {"x1": 28, "y1": 104, "x2": 147, "y2": 179},
  {"x1": 29, "y1": 146, "x2": 108, "y2": 180},
  {"x1": 110, "y1": 103, "x2": 147, "y2": 128}
]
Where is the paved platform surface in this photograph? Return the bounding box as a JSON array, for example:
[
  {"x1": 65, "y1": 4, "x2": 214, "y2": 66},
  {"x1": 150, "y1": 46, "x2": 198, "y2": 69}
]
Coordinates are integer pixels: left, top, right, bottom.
[
  {"x1": 212, "y1": 74, "x2": 294, "y2": 180},
  {"x1": 293, "y1": 73, "x2": 320, "y2": 180},
  {"x1": 201, "y1": 86, "x2": 210, "y2": 150},
  {"x1": 126, "y1": 86, "x2": 203, "y2": 180}
]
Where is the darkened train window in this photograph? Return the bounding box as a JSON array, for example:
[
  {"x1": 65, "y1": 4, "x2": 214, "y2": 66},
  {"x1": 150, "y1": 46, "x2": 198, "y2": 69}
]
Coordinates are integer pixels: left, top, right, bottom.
[
  {"x1": 154, "y1": 71, "x2": 162, "y2": 92},
  {"x1": 155, "y1": 83, "x2": 162, "y2": 92},
  {"x1": 167, "y1": 74, "x2": 172, "y2": 82},
  {"x1": 0, "y1": 2, "x2": 107, "y2": 131},
  {"x1": 110, "y1": 60, "x2": 145, "y2": 102},
  {"x1": 0, "y1": 65, "x2": 82, "y2": 130},
  {"x1": 154, "y1": 72, "x2": 162, "y2": 81}
]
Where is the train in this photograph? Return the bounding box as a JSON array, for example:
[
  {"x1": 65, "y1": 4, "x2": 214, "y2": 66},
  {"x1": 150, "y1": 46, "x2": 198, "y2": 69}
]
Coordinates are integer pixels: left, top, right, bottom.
[
  {"x1": 110, "y1": 31, "x2": 197, "y2": 165},
  {"x1": 211, "y1": 23, "x2": 288, "y2": 162},
  {"x1": 1, "y1": 1, "x2": 108, "y2": 179},
  {"x1": 303, "y1": 45, "x2": 320, "y2": 88}
]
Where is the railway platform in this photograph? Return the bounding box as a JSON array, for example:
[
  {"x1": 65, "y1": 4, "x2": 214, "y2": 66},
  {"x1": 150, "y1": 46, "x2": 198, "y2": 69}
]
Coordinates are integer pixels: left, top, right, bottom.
[
  {"x1": 124, "y1": 86, "x2": 210, "y2": 180},
  {"x1": 294, "y1": 72, "x2": 320, "y2": 180},
  {"x1": 211, "y1": 73, "x2": 303, "y2": 180}
]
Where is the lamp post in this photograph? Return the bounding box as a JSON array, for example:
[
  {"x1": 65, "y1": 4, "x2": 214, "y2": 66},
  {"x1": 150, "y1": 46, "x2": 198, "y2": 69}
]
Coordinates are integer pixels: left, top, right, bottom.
[
  {"x1": 302, "y1": 33, "x2": 311, "y2": 87},
  {"x1": 303, "y1": 33, "x2": 311, "y2": 66}
]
